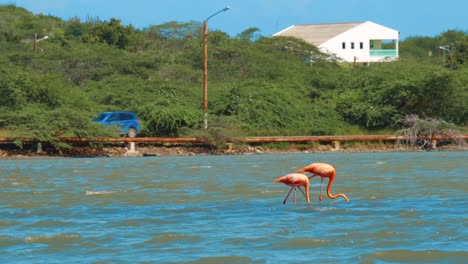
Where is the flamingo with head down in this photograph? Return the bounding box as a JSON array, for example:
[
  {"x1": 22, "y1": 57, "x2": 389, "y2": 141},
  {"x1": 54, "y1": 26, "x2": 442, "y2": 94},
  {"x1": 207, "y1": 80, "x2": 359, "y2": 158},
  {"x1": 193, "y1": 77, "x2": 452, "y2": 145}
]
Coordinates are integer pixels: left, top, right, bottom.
[
  {"x1": 272, "y1": 173, "x2": 310, "y2": 205},
  {"x1": 296, "y1": 163, "x2": 349, "y2": 202}
]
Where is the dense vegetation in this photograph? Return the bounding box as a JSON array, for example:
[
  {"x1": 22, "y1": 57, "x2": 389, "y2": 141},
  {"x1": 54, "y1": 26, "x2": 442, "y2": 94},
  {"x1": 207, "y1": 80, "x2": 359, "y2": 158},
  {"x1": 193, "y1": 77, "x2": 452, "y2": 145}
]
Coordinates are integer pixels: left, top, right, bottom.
[{"x1": 0, "y1": 5, "x2": 467, "y2": 143}]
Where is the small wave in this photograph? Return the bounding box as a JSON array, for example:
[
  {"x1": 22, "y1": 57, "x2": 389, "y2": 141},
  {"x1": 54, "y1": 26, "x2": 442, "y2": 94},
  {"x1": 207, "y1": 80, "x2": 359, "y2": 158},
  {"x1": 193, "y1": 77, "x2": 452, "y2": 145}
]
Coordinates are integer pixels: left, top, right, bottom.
[
  {"x1": 7, "y1": 202, "x2": 48, "y2": 209},
  {"x1": 369, "y1": 249, "x2": 468, "y2": 263},
  {"x1": 85, "y1": 190, "x2": 116, "y2": 196},
  {"x1": 176, "y1": 256, "x2": 253, "y2": 264},
  {"x1": 160, "y1": 206, "x2": 212, "y2": 214},
  {"x1": 187, "y1": 165, "x2": 212, "y2": 169},
  {"x1": 399, "y1": 209, "x2": 420, "y2": 219},
  {"x1": 24, "y1": 233, "x2": 80, "y2": 244},
  {"x1": 271, "y1": 237, "x2": 330, "y2": 249},
  {"x1": 307, "y1": 206, "x2": 340, "y2": 212},
  {"x1": 260, "y1": 190, "x2": 280, "y2": 194},
  {"x1": 0, "y1": 236, "x2": 23, "y2": 248},
  {"x1": 0, "y1": 220, "x2": 19, "y2": 227},
  {"x1": 223, "y1": 236, "x2": 268, "y2": 245},
  {"x1": 368, "y1": 230, "x2": 411, "y2": 239},
  {"x1": 144, "y1": 233, "x2": 203, "y2": 244},
  {"x1": 27, "y1": 220, "x2": 73, "y2": 228}
]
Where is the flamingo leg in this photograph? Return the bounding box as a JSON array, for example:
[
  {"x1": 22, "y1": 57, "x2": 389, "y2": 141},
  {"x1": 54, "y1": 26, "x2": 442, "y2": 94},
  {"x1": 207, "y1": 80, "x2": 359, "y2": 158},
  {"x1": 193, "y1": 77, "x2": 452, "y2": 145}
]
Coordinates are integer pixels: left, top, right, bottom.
[
  {"x1": 293, "y1": 187, "x2": 297, "y2": 205},
  {"x1": 283, "y1": 187, "x2": 294, "y2": 204},
  {"x1": 297, "y1": 186, "x2": 308, "y2": 201},
  {"x1": 319, "y1": 178, "x2": 324, "y2": 202}
]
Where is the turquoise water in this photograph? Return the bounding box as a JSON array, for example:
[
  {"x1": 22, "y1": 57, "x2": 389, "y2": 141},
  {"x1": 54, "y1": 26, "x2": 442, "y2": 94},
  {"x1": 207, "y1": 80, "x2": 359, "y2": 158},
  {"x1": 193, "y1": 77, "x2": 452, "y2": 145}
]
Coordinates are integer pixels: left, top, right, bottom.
[{"x1": 0, "y1": 151, "x2": 467, "y2": 263}]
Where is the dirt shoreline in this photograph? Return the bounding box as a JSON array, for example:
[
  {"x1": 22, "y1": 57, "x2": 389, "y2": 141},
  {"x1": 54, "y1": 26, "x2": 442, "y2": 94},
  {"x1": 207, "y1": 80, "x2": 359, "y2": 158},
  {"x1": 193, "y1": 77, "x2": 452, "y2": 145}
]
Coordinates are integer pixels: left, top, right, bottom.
[{"x1": 0, "y1": 142, "x2": 466, "y2": 159}]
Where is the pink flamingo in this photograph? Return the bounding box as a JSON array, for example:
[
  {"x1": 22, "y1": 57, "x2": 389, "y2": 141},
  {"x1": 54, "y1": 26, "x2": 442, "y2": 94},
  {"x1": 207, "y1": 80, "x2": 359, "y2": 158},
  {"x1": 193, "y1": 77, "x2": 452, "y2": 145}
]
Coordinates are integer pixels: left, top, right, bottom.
[
  {"x1": 273, "y1": 173, "x2": 310, "y2": 205},
  {"x1": 296, "y1": 163, "x2": 349, "y2": 202}
]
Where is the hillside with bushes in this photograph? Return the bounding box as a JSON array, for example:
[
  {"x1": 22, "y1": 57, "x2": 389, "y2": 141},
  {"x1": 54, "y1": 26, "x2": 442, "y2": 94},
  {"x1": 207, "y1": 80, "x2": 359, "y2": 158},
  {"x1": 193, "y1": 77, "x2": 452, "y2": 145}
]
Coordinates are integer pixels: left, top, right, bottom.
[{"x1": 0, "y1": 5, "x2": 467, "y2": 145}]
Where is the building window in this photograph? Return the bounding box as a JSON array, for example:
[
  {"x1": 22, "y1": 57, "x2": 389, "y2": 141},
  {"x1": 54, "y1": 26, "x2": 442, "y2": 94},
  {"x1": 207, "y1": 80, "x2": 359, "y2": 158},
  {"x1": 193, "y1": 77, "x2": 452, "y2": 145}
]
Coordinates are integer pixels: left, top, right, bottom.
[
  {"x1": 360, "y1": 42, "x2": 364, "y2": 49},
  {"x1": 351, "y1": 42, "x2": 355, "y2": 49},
  {"x1": 342, "y1": 42, "x2": 346, "y2": 49},
  {"x1": 370, "y1": 40, "x2": 374, "y2": 48}
]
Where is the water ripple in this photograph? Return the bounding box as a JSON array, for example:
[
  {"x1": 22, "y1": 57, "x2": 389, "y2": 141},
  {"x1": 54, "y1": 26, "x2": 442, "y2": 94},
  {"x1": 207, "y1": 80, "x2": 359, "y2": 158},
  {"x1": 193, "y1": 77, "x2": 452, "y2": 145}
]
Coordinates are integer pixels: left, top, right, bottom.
[
  {"x1": 270, "y1": 237, "x2": 330, "y2": 249},
  {"x1": 367, "y1": 249, "x2": 468, "y2": 263},
  {"x1": 143, "y1": 233, "x2": 203, "y2": 244}
]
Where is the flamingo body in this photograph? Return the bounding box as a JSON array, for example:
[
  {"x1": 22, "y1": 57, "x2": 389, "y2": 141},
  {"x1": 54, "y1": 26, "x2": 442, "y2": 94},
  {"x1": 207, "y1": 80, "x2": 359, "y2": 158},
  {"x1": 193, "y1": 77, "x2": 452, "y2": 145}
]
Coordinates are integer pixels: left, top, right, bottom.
[
  {"x1": 296, "y1": 163, "x2": 349, "y2": 202},
  {"x1": 273, "y1": 173, "x2": 310, "y2": 204}
]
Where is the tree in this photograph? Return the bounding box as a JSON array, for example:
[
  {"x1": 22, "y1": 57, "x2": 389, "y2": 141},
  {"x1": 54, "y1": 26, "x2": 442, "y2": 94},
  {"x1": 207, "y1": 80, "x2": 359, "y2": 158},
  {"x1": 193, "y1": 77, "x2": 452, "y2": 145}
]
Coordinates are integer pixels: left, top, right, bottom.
[{"x1": 237, "y1": 27, "x2": 261, "y2": 43}]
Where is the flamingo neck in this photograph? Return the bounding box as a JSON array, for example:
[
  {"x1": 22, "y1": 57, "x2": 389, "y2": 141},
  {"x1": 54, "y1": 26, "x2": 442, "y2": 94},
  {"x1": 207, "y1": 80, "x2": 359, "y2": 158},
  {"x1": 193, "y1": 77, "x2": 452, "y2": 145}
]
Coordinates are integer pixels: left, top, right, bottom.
[
  {"x1": 305, "y1": 183, "x2": 310, "y2": 203},
  {"x1": 326, "y1": 176, "x2": 349, "y2": 202}
]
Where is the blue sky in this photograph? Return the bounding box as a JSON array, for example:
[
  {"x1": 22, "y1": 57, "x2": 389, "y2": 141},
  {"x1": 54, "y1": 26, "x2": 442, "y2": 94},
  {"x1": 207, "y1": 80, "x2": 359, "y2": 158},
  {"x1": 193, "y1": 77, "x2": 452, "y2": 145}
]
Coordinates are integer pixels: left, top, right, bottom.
[{"x1": 1, "y1": 0, "x2": 467, "y2": 39}]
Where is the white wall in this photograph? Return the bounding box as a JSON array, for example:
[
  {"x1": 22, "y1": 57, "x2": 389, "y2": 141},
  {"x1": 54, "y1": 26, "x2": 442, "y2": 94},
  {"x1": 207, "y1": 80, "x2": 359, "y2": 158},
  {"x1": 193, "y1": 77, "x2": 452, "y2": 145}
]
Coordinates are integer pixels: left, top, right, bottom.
[{"x1": 320, "y1": 21, "x2": 399, "y2": 62}]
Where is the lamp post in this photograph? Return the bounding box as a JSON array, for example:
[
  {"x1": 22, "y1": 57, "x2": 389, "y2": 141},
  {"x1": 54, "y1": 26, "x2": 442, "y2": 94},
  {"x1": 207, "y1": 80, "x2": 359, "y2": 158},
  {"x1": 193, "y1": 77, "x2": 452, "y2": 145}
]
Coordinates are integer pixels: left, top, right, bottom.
[
  {"x1": 439, "y1": 45, "x2": 454, "y2": 68},
  {"x1": 34, "y1": 33, "x2": 49, "y2": 54},
  {"x1": 203, "y1": 6, "x2": 230, "y2": 129}
]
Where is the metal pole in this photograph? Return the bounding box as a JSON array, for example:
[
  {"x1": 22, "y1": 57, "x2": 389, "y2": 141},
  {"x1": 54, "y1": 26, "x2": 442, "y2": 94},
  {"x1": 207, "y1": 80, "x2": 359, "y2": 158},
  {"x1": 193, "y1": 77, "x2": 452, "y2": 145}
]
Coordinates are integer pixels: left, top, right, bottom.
[
  {"x1": 439, "y1": 45, "x2": 454, "y2": 67},
  {"x1": 202, "y1": 6, "x2": 230, "y2": 129},
  {"x1": 442, "y1": 49, "x2": 446, "y2": 64},
  {"x1": 203, "y1": 20, "x2": 209, "y2": 129},
  {"x1": 33, "y1": 34, "x2": 48, "y2": 55},
  {"x1": 449, "y1": 46, "x2": 454, "y2": 68}
]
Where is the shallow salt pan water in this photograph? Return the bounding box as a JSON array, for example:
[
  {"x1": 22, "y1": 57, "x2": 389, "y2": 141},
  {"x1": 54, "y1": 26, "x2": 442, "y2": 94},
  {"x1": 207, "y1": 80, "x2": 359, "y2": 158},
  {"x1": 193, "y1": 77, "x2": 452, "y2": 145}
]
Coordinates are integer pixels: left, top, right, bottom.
[{"x1": 0, "y1": 151, "x2": 467, "y2": 263}]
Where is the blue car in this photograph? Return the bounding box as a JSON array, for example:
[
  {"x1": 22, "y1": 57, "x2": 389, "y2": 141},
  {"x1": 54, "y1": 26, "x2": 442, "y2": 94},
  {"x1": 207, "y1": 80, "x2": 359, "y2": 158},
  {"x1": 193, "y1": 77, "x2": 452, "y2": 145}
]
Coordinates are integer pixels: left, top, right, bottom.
[{"x1": 93, "y1": 111, "x2": 142, "y2": 137}]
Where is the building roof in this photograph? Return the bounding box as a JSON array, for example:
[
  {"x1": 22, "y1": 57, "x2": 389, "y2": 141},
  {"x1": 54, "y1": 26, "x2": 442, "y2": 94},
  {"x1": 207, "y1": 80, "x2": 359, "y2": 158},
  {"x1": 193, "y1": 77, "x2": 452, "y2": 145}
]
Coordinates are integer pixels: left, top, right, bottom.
[{"x1": 273, "y1": 22, "x2": 364, "y2": 46}]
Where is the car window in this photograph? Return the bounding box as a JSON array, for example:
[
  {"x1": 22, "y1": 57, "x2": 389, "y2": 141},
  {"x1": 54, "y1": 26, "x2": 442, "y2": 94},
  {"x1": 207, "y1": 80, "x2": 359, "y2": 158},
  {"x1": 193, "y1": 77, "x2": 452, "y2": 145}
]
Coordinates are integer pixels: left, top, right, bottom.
[
  {"x1": 108, "y1": 113, "x2": 119, "y2": 121},
  {"x1": 93, "y1": 112, "x2": 137, "y2": 122},
  {"x1": 121, "y1": 113, "x2": 133, "y2": 120},
  {"x1": 92, "y1": 113, "x2": 108, "y2": 122}
]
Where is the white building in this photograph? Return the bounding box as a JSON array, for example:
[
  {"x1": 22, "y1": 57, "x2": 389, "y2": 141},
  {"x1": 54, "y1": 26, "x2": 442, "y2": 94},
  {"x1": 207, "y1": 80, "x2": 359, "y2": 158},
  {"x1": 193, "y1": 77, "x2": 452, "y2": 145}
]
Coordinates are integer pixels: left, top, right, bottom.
[{"x1": 273, "y1": 21, "x2": 399, "y2": 63}]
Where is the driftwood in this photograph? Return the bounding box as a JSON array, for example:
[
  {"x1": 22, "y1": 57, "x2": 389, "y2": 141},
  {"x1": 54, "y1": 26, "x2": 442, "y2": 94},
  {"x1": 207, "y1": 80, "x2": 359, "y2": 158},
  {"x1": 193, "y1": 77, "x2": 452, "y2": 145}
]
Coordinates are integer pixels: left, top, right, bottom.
[{"x1": 396, "y1": 115, "x2": 467, "y2": 149}]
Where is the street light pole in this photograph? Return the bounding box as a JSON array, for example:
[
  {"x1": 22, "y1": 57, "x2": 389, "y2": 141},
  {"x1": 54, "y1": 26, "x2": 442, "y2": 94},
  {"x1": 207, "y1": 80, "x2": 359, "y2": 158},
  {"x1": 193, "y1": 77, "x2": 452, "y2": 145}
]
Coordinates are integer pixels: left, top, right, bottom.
[
  {"x1": 439, "y1": 45, "x2": 454, "y2": 68},
  {"x1": 34, "y1": 33, "x2": 49, "y2": 54},
  {"x1": 203, "y1": 6, "x2": 230, "y2": 129}
]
